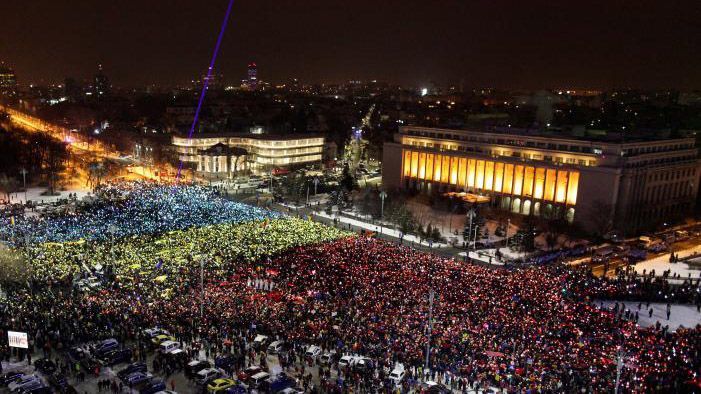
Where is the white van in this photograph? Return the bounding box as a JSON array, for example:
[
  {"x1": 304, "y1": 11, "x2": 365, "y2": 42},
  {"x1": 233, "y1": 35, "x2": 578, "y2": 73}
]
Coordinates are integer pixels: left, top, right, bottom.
[
  {"x1": 247, "y1": 371, "x2": 270, "y2": 388},
  {"x1": 305, "y1": 345, "x2": 321, "y2": 360},
  {"x1": 389, "y1": 363, "x2": 405, "y2": 386},
  {"x1": 159, "y1": 340, "x2": 180, "y2": 354},
  {"x1": 338, "y1": 355, "x2": 355, "y2": 369},
  {"x1": 267, "y1": 340, "x2": 285, "y2": 354},
  {"x1": 252, "y1": 335, "x2": 269, "y2": 349}
]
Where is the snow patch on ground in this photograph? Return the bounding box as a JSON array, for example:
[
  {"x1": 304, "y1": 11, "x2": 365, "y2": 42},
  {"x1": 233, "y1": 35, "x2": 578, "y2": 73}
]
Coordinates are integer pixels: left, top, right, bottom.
[
  {"x1": 633, "y1": 245, "x2": 701, "y2": 281},
  {"x1": 597, "y1": 300, "x2": 701, "y2": 332}
]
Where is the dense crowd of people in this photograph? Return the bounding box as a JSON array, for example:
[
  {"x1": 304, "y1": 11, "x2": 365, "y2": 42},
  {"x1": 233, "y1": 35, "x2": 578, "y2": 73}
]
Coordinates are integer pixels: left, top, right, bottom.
[
  {"x1": 0, "y1": 183, "x2": 277, "y2": 246},
  {"x1": 1, "y1": 182, "x2": 700, "y2": 393}
]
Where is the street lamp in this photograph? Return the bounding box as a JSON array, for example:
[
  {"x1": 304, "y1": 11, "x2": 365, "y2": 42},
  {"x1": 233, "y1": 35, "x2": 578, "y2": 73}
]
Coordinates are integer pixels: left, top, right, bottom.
[
  {"x1": 19, "y1": 168, "x2": 28, "y2": 202},
  {"x1": 379, "y1": 191, "x2": 387, "y2": 234},
  {"x1": 424, "y1": 289, "x2": 435, "y2": 378}
]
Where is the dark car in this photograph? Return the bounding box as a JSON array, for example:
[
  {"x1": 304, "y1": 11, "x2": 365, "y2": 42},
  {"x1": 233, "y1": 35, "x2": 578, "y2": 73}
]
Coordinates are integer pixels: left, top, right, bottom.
[
  {"x1": 123, "y1": 372, "x2": 151, "y2": 386},
  {"x1": 139, "y1": 379, "x2": 165, "y2": 394},
  {"x1": 79, "y1": 356, "x2": 101, "y2": 374},
  {"x1": 185, "y1": 360, "x2": 211, "y2": 378},
  {"x1": 100, "y1": 348, "x2": 132, "y2": 366},
  {"x1": 117, "y1": 362, "x2": 147, "y2": 380},
  {"x1": 34, "y1": 358, "x2": 57, "y2": 375},
  {"x1": 93, "y1": 338, "x2": 119, "y2": 357},
  {"x1": 22, "y1": 386, "x2": 52, "y2": 394},
  {"x1": 65, "y1": 347, "x2": 86, "y2": 364},
  {"x1": 268, "y1": 373, "x2": 295, "y2": 392},
  {"x1": 0, "y1": 371, "x2": 24, "y2": 386},
  {"x1": 48, "y1": 373, "x2": 68, "y2": 389},
  {"x1": 225, "y1": 385, "x2": 247, "y2": 394},
  {"x1": 214, "y1": 355, "x2": 236, "y2": 370}
]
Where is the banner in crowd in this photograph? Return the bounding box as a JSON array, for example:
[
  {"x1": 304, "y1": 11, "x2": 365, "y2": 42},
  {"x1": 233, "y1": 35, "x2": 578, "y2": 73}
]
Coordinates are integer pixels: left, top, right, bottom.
[{"x1": 8, "y1": 331, "x2": 28, "y2": 348}]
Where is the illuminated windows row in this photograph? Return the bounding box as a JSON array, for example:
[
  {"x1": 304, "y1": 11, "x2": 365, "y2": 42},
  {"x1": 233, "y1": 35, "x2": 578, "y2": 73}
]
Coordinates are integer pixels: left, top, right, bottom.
[{"x1": 402, "y1": 150, "x2": 579, "y2": 205}]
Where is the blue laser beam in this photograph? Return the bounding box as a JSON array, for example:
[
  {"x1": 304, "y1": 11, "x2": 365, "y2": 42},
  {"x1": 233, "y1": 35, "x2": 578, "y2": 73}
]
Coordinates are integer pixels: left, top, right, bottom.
[{"x1": 176, "y1": 0, "x2": 235, "y2": 181}]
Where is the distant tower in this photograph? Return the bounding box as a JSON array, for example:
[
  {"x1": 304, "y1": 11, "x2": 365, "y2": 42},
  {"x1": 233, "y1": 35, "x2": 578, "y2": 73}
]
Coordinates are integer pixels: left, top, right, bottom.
[
  {"x1": 247, "y1": 62, "x2": 258, "y2": 90},
  {"x1": 0, "y1": 62, "x2": 18, "y2": 98},
  {"x1": 94, "y1": 64, "x2": 111, "y2": 97}
]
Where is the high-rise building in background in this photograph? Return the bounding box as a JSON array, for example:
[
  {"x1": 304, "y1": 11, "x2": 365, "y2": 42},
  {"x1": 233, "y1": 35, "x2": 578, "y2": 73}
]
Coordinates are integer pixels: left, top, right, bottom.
[
  {"x1": 241, "y1": 62, "x2": 259, "y2": 91},
  {"x1": 193, "y1": 68, "x2": 224, "y2": 91},
  {"x1": 0, "y1": 63, "x2": 18, "y2": 99},
  {"x1": 94, "y1": 64, "x2": 111, "y2": 97},
  {"x1": 247, "y1": 62, "x2": 258, "y2": 90},
  {"x1": 64, "y1": 77, "x2": 82, "y2": 103}
]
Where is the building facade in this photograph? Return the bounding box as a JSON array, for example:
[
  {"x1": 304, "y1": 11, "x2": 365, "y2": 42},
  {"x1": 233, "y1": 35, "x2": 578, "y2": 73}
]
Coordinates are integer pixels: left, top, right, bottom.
[
  {"x1": 0, "y1": 64, "x2": 18, "y2": 98},
  {"x1": 172, "y1": 132, "x2": 324, "y2": 177},
  {"x1": 383, "y1": 126, "x2": 700, "y2": 233}
]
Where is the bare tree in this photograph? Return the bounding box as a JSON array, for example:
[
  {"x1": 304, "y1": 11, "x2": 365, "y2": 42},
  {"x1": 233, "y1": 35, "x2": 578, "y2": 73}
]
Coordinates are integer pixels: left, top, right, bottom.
[
  {"x1": 0, "y1": 174, "x2": 20, "y2": 201},
  {"x1": 0, "y1": 246, "x2": 32, "y2": 290}
]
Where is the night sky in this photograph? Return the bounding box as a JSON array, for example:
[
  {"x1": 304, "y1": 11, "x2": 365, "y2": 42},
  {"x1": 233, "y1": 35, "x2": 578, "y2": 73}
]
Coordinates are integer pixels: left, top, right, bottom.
[{"x1": 1, "y1": 0, "x2": 700, "y2": 89}]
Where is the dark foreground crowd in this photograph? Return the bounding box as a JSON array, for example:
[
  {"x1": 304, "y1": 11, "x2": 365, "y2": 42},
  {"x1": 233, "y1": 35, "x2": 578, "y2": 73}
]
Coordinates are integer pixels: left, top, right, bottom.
[{"x1": 2, "y1": 236, "x2": 700, "y2": 393}]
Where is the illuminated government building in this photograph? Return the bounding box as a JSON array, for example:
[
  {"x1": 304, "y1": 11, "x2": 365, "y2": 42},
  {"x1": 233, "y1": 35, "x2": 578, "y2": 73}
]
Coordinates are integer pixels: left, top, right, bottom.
[
  {"x1": 383, "y1": 126, "x2": 700, "y2": 232},
  {"x1": 172, "y1": 132, "x2": 324, "y2": 176}
]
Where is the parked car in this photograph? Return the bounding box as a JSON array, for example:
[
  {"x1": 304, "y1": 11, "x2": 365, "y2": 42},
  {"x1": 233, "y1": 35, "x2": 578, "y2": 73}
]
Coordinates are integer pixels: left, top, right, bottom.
[
  {"x1": 236, "y1": 366, "x2": 261, "y2": 382},
  {"x1": 251, "y1": 335, "x2": 268, "y2": 350},
  {"x1": 34, "y1": 358, "x2": 57, "y2": 375},
  {"x1": 304, "y1": 345, "x2": 321, "y2": 361},
  {"x1": 338, "y1": 355, "x2": 355, "y2": 369},
  {"x1": 117, "y1": 363, "x2": 148, "y2": 380},
  {"x1": 388, "y1": 364, "x2": 406, "y2": 386},
  {"x1": 207, "y1": 378, "x2": 237, "y2": 392},
  {"x1": 93, "y1": 338, "x2": 119, "y2": 357},
  {"x1": 158, "y1": 340, "x2": 180, "y2": 354},
  {"x1": 1, "y1": 372, "x2": 24, "y2": 386},
  {"x1": 185, "y1": 360, "x2": 211, "y2": 378},
  {"x1": 21, "y1": 386, "x2": 51, "y2": 394},
  {"x1": 142, "y1": 328, "x2": 169, "y2": 340},
  {"x1": 101, "y1": 348, "x2": 132, "y2": 366},
  {"x1": 214, "y1": 355, "x2": 236, "y2": 370},
  {"x1": 243, "y1": 372, "x2": 269, "y2": 389},
  {"x1": 195, "y1": 368, "x2": 222, "y2": 386},
  {"x1": 139, "y1": 379, "x2": 166, "y2": 394},
  {"x1": 267, "y1": 340, "x2": 285, "y2": 354},
  {"x1": 48, "y1": 373, "x2": 68, "y2": 389},
  {"x1": 319, "y1": 350, "x2": 336, "y2": 365},
  {"x1": 8, "y1": 375, "x2": 41, "y2": 392},
  {"x1": 123, "y1": 372, "x2": 152, "y2": 386},
  {"x1": 66, "y1": 347, "x2": 87, "y2": 364},
  {"x1": 151, "y1": 335, "x2": 176, "y2": 347},
  {"x1": 267, "y1": 373, "x2": 295, "y2": 392}
]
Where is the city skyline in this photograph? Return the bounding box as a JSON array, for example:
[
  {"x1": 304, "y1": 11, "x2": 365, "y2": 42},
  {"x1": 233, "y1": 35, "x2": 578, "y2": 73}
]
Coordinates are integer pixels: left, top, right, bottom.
[{"x1": 1, "y1": 0, "x2": 701, "y2": 89}]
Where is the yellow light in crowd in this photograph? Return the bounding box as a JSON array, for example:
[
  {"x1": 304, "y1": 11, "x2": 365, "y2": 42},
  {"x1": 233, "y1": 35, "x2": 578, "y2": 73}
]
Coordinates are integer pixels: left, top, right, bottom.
[
  {"x1": 523, "y1": 166, "x2": 534, "y2": 197},
  {"x1": 534, "y1": 168, "x2": 545, "y2": 199},
  {"x1": 467, "y1": 159, "x2": 476, "y2": 188},
  {"x1": 556, "y1": 170, "x2": 568, "y2": 203},
  {"x1": 450, "y1": 156, "x2": 459, "y2": 185},
  {"x1": 513, "y1": 165, "x2": 524, "y2": 195},
  {"x1": 418, "y1": 153, "x2": 426, "y2": 179},
  {"x1": 544, "y1": 168, "x2": 556, "y2": 201},
  {"x1": 434, "y1": 155, "x2": 442, "y2": 182},
  {"x1": 484, "y1": 161, "x2": 494, "y2": 191},
  {"x1": 503, "y1": 163, "x2": 514, "y2": 194},
  {"x1": 476, "y1": 160, "x2": 485, "y2": 189},
  {"x1": 567, "y1": 171, "x2": 580, "y2": 205},
  {"x1": 411, "y1": 151, "x2": 419, "y2": 178},
  {"x1": 494, "y1": 162, "x2": 504, "y2": 192},
  {"x1": 458, "y1": 158, "x2": 467, "y2": 187},
  {"x1": 426, "y1": 154, "x2": 434, "y2": 181}
]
